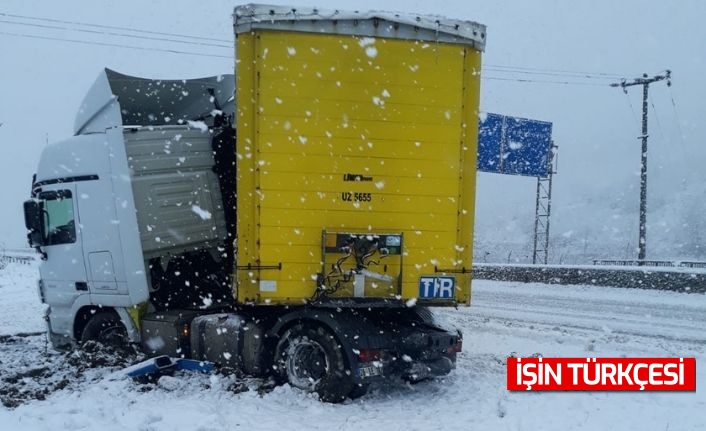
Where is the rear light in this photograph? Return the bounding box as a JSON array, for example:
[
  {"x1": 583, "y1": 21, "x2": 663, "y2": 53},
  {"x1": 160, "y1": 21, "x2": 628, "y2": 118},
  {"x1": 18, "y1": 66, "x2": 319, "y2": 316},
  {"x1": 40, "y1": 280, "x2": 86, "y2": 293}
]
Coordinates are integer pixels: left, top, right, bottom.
[
  {"x1": 447, "y1": 338, "x2": 462, "y2": 354},
  {"x1": 180, "y1": 324, "x2": 190, "y2": 338},
  {"x1": 357, "y1": 348, "x2": 382, "y2": 363}
]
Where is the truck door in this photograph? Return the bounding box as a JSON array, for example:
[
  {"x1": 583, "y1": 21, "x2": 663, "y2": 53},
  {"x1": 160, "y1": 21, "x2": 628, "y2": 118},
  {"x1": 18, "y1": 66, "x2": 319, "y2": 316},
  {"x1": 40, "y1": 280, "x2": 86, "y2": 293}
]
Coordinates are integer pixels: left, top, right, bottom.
[
  {"x1": 37, "y1": 186, "x2": 89, "y2": 334},
  {"x1": 75, "y1": 179, "x2": 127, "y2": 295}
]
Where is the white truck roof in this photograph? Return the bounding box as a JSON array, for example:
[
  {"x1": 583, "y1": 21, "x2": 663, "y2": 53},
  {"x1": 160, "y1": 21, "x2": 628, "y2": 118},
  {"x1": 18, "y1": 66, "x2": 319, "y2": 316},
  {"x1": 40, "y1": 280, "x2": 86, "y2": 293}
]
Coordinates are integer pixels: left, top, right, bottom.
[
  {"x1": 74, "y1": 69, "x2": 234, "y2": 135},
  {"x1": 233, "y1": 3, "x2": 486, "y2": 51}
]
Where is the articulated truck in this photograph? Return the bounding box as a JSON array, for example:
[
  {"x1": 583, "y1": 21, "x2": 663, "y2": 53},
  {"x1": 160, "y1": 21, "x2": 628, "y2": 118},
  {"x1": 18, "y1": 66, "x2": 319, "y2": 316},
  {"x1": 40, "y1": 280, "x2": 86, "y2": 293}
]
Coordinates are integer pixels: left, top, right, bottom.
[{"x1": 22, "y1": 4, "x2": 485, "y2": 401}]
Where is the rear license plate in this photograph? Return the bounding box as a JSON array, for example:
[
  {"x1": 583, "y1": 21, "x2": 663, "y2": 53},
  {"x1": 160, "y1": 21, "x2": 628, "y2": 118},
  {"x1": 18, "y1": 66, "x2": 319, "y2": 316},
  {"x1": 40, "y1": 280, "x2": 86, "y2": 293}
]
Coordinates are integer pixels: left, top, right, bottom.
[{"x1": 358, "y1": 363, "x2": 383, "y2": 378}]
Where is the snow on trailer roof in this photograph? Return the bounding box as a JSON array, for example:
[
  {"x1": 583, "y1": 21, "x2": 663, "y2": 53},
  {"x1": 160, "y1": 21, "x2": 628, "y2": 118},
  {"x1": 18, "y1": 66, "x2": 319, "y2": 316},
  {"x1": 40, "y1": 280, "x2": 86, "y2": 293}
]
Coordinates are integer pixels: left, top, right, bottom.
[{"x1": 233, "y1": 3, "x2": 486, "y2": 51}]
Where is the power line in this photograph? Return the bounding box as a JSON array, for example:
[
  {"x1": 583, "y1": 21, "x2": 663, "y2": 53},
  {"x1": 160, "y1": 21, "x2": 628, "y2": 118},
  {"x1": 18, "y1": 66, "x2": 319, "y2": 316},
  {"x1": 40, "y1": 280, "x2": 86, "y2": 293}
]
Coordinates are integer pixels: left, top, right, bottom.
[
  {"x1": 662, "y1": 85, "x2": 693, "y2": 177},
  {"x1": 0, "y1": 12, "x2": 625, "y2": 79},
  {"x1": 0, "y1": 37, "x2": 626, "y2": 89},
  {"x1": 0, "y1": 11, "x2": 229, "y2": 43},
  {"x1": 0, "y1": 31, "x2": 232, "y2": 59},
  {"x1": 650, "y1": 89, "x2": 692, "y2": 177},
  {"x1": 482, "y1": 76, "x2": 609, "y2": 87},
  {"x1": 483, "y1": 65, "x2": 623, "y2": 80},
  {"x1": 484, "y1": 63, "x2": 625, "y2": 79},
  {"x1": 624, "y1": 92, "x2": 640, "y2": 129},
  {"x1": 668, "y1": 86, "x2": 687, "y2": 148},
  {"x1": 0, "y1": 32, "x2": 626, "y2": 87},
  {"x1": 0, "y1": 13, "x2": 640, "y2": 90},
  {"x1": 649, "y1": 93, "x2": 665, "y2": 141},
  {"x1": 2, "y1": 10, "x2": 635, "y2": 87},
  {"x1": 0, "y1": 18, "x2": 231, "y2": 48}
]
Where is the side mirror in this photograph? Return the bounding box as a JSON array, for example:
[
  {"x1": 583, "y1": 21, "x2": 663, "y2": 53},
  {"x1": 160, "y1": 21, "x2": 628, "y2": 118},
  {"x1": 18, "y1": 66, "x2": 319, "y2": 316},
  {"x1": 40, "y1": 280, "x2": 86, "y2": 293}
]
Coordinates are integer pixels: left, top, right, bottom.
[{"x1": 23, "y1": 199, "x2": 43, "y2": 247}]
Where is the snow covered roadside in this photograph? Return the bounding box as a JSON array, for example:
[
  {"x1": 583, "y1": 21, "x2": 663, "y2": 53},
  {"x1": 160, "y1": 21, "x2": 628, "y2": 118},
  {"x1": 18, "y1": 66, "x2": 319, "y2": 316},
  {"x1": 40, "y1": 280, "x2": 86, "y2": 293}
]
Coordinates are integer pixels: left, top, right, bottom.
[
  {"x1": 0, "y1": 262, "x2": 45, "y2": 335},
  {"x1": 0, "y1": 264, "x2": 704, "y2": 430}
]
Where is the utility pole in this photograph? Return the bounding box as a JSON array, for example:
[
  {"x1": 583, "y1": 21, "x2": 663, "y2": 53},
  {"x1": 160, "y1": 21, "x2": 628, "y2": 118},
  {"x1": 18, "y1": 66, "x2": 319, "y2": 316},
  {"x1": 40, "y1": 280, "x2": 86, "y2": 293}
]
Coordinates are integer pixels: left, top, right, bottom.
[{"x1": 611, "y1": 71, "x2": 671, "y2": 264}]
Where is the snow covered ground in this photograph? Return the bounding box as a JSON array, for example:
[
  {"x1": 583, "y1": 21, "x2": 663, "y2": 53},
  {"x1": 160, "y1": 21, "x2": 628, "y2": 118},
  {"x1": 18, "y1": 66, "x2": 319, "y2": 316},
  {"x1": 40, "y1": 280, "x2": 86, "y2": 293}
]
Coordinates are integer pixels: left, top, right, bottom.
[
  {"x1": 0, "y1": 262, "x2": 45, "y2": 335},
  {"x1": 0, "y1": 262, "x2": 704, "y2": 430}
]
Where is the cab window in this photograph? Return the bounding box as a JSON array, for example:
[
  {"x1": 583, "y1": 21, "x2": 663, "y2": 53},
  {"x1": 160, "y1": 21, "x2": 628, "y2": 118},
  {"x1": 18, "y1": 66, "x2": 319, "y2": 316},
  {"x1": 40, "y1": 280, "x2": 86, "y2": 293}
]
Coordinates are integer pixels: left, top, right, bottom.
[{"x1": 40, "y1": 190, "x2": 76, "y2": 245}]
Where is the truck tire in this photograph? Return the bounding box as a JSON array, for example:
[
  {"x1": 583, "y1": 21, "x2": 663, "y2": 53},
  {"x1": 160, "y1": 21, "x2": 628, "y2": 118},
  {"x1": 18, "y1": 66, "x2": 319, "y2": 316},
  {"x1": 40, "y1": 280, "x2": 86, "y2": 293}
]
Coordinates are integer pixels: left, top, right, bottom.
[
  {"x1": 80, "y1": 312, "x2": 128, "y2": 348},
  {"x1": 274, "y1": 324, "x2": 355, "y2": 403}
]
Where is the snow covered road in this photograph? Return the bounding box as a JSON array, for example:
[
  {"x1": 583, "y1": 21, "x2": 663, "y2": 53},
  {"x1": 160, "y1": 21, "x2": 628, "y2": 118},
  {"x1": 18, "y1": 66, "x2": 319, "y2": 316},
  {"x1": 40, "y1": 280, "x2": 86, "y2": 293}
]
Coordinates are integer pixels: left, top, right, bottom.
[
  {"x1": 468, "y1": 282, "x2": 706, "y2": 346},
  {"x1": 1, "y1": 263, "x2": 704, "y2": 430}
]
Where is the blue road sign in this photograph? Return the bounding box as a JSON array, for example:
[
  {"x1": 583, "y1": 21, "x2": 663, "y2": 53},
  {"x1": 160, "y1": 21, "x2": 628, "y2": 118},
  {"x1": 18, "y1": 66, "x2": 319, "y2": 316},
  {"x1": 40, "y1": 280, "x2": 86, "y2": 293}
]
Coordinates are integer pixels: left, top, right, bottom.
[{"x1": 478, "y1": 113, "x2": 553, "y2": 177}]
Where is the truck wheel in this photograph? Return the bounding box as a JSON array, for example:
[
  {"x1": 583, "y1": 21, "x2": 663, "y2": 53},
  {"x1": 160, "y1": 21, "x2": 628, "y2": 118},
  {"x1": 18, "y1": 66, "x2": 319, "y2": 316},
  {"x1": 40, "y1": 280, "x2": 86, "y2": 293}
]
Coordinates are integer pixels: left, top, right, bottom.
[
  {"x1": 274, "y1": 324, "x2": 354, "y2": 403},
  {"x1": 80, "y1": 312, "x2": 128, "y2": 349}
]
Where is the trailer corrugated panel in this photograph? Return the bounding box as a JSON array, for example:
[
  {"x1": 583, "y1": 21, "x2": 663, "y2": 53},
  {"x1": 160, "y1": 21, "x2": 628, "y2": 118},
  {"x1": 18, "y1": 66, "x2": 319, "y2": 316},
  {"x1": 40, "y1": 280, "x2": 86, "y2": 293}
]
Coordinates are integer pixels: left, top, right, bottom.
[{"x1": 234, "y1": 6, "x2": 484, "y2": 307}]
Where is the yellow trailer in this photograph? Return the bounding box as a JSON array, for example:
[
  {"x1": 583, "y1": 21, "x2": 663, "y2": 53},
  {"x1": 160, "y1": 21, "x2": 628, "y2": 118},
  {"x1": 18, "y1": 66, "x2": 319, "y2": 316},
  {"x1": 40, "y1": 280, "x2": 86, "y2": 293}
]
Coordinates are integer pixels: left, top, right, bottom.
[{"x1": 234, "y1": 5, "x2": 485, "y2": 306}]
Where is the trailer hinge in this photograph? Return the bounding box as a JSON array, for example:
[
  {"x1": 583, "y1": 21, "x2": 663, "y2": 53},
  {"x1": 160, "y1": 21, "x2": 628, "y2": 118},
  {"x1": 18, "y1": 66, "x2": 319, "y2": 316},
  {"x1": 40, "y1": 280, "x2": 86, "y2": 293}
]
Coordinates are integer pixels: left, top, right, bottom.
[
  {"x1": 434, "y1": 266, "x2": 469, "y2": 274},
  {"x1": 236, "y1": 263, "x2": 282, "y2": 271}
]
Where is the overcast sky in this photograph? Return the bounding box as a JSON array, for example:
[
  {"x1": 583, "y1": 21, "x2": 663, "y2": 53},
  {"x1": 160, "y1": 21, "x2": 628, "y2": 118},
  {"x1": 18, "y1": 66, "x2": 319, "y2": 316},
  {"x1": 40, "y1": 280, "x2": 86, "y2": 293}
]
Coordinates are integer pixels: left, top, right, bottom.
[{"x1": 1, "y1": 0, "x2": 704, "y2": 261}]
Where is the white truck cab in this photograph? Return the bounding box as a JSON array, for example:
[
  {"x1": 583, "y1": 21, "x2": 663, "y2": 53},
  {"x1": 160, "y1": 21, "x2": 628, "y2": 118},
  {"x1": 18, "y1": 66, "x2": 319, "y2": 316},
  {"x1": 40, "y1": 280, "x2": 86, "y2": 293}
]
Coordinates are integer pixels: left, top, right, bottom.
[{"x1": 24, "y1": 69, "x2": 235, "y2": 348}]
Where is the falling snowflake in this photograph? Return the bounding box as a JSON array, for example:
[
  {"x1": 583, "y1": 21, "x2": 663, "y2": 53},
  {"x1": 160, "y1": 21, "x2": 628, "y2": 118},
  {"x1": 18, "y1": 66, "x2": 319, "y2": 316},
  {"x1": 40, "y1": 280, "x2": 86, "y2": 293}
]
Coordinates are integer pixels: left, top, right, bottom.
[{"x1": 191, "y1": 205, "x2": 212, "y2": 220}]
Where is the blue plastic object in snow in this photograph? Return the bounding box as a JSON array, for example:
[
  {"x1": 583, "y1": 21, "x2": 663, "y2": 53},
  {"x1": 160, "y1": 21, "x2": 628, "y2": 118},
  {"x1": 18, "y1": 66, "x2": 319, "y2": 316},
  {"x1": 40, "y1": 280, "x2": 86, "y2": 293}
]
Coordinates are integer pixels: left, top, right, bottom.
[
  {"x1": 174, "y1": 358, "x2": 215, "y2": 373},
  {"x1": 124, "y1": 355, "x2": 214, "y2": 379}
]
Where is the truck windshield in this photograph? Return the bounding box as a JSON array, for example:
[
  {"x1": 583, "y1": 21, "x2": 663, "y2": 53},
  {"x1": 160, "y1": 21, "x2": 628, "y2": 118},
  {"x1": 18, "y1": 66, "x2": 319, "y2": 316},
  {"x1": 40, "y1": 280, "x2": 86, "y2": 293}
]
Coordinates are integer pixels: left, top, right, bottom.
[{"x1": 41, "y1": 190, "x2": 76, "y2": 246}]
